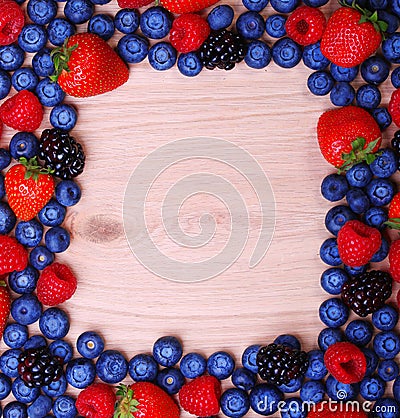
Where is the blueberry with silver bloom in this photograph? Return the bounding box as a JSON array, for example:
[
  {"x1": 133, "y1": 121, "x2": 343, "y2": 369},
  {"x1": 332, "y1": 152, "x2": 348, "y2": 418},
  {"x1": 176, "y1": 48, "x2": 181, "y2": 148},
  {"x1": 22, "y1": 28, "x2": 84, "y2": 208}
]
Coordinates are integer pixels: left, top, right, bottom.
[
  {"x1": 207, "y1": 4, "x2": 234, "y2": 30},
  {"x1": 96, "y1": 350, "x2": 128, "y2": 384},
  {"x1": 114, "y1": 8, "x2": 139, "y2": 34},
  {"x1": 265, "y1": 14, "x2": 287, "y2": 38}
]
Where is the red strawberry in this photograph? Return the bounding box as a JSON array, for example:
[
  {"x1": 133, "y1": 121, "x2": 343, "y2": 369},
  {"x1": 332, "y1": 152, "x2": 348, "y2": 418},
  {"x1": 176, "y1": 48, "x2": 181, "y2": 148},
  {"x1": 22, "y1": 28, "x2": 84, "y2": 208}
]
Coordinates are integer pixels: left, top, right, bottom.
[
  {"x1": 389, "y1": 240, "x2": 400, "y2": 283},
  {"x1": 324, "y1": 342, "x2": 366, "y2": 384},
  {"x1": 5, "y1": 157, "x2": 55, "y2": 221},
  {"x1": 320, "y1": 5, "x2": 386, "y2": 68},
  {"x1": 117, "y1": 0, "x2": 152, "y2": 7},
  {"x1": 50, "y1": 33, "x2": 129, "y2": 98},
  {"x1": 36, "y1": 263, "x2": 77, "y2": 306},
  {"x1": 389, "y1": 89, "x2": 400, "y2": 128},
  {"x1": 317, "y1": 106, "x2": 382, "y2": 169},
  {"x1": 160, "y1": 0, "x2": 219, "y2": 13},
  {"x1": 0, "y1": 281, "x2": 10, "y2": 340},
  {"x1": 0, "y1": 0, "x2": 24, "y2": 46},
  {"x1": 285, "y1": 5, "x2": 326, "y2": 46},
  {"x1": 337, "y1": 220, "x2": 381, "y2": 267},
  {"x1": 114, "y1": 382, "x2": 179, "y2": 418},
  {"x1": 0, "y1": 90, "x2": 43, "y2": 132},
  {"x1": 170, "y1": 14, "x2": 210, "y2": 53},
  {"x1": 76, "y1": 383, "x2": 116, "y2": 418},
  {"x1": 308, "y1": 402, "x2": 368, "y2": 418},
  {"x1": 179, "y1": 375, "x2": 221, "y2": 417},
  {"x1": 0, "y1": 235, "x2": 28, "y2": 275},
  {"x1": 387, "y1": 192, "x2": 400, "y2": 229}
]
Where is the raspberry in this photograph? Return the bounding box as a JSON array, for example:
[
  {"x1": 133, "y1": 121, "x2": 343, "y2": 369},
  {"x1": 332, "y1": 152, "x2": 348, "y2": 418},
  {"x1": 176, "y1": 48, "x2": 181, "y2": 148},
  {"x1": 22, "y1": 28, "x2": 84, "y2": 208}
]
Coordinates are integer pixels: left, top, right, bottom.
[
  {"x1": 170, "y1": 14, "x2": 210, "y2": 53},
  {"x1": 389, "y1": 240, "x2": 400, "y2": 283},
  {"x1": 324, "y1": 342, "x2": 366, "y2": 384},
  {"x1": 285, "y1": 5, "x2": 326, "y2": 46},
  {"x1": 337, "y1": 220, "x2": 382, "y2": 267},
  {"x1": 76, "y1": 383, "x2": 116, "y2": 418},
  {"x1": 389, "y1": 88, "x2": 400, "y2": 128},
  {"x1": 0, "y1": 0, "x2": 25, "y2": 46},
  {"x1": 0, "y1": 235, "x2": 28, "y2": 276},
  {"x1": 116, "y1": 0, "x2": 152, "y2": 7}
]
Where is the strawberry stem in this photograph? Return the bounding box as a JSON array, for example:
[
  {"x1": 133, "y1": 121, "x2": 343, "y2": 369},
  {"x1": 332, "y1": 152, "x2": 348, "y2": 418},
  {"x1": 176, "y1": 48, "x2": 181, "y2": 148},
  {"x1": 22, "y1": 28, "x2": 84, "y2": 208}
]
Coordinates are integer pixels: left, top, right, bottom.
[
  {"x1": 385, "y1": 218, "x2": 400, "y2": 230},
  {"x1": 19, "y1": 157, "x2": 54, "y2": 182},
  {"x1": 114, "y1": 384, "x2": 139, "y2": 418},
  {"x1": 338, "y1": 137, "x2": 381, "y2": 174},
  {"x1": 49, "y1": 39, "x2": 78, "y2": 83}
]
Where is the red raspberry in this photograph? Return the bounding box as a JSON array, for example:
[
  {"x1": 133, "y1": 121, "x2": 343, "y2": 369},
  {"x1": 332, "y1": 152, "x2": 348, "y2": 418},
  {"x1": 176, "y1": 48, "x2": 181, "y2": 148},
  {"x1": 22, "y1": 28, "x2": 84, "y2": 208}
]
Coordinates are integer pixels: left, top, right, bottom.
[
  {"x1": 116, "y1": 0, "x2": 152, "y2": 8},
  {"x1": 0, "y1": 0, "x2": 25, "y2": 46},
  {"x1": 0, "y1": 90, "x2": 43, "y2": 132},
  {"x1": 170, "y1": 14, "x2": 210, "y2": 53},
  {"x1": 389, "y1": 240, "x2": 400, "y2": 283},
  {"x1": 0, "y1": 235, "x2": 28, "y2": 275},
  {"x1": 285, "y1": 5, "x2": 326, "y2": 46},
  {"x1": 76, "y1": 383, "x2": 116, "y2": 418},
  {"x1": 37, "y1": 263, "x2": 77, "y2": 306},
  {"x1": 337, "y1": 220, "x2": 381, "y2": 267},
  {"x1": 389, "y1": 88, "x2": 400, "y2": 128},
  {"x1": 324, "y1": 342, "x2": 366, "y2": 384}
]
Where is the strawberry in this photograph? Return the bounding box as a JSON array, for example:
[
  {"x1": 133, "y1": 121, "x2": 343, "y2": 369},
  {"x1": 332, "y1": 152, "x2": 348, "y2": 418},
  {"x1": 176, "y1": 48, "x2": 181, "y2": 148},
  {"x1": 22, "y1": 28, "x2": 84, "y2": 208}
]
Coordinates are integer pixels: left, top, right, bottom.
[
  {"x1": 0, "y1": 0, "x2": 24, "y2": 46},
  {"x1": 337, "y1": 220, "x2": 381, "y2": 267},
  {"x1": 0, "y1": 90, "x2": 43, "y2": 132},
  {"x1": 76, "y1": 383, "x2": 116, "y2": 418},
  {"x1": 317, "y1": 106, "x2": 382, "y2": 170},
  {"x1": 0, "y1": 281, "x2": 10, "y2": 340},
  {"x1": 50, "y1": 33, "x2": 129, "y2": 98},
  {"x1": 389, "y1": 88, "x2": 400, "y2": 128},
  {"x1": 387, "y1": 192, "x2": 400, "y2": 229},
  {"x1": 389, "y1": 240, "x2": 400, "y2": 283},
  {"x1": 0, "y1": 235, "x2": 28, "y2": 275},
  {"x1": 170, "y1": 14, "x2": 210, "y2": 53},
  {"x1": 160, "y1": 0, "x2": 219, "y2": 14},
  {"x1": 117, "y1": 0, "x2": 152, "y2": 8},
  {"x1": 37, "y1": 263, "x2": 77, "y2": 306},
  {"x1": 114, "y1": 382, "x2": 179, "y2": 418},
  {"x1": 320, "y1": 4, "x2": 387, "y2": 68},
  {"x1": 179, "y1": 375, "x2": 221, "y2": 417},
  {"x1": 5, "y1": 157, "x2": 55, "y2": 221}
]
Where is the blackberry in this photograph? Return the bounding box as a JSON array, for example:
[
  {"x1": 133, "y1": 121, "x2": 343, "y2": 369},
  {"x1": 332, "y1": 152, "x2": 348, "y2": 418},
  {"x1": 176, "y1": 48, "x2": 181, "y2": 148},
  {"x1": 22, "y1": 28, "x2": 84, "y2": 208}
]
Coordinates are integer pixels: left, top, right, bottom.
[
  {"x1": 18, "y1": 346, "x2": 63, "y2": 388},
  {"x1": 256, "y1": 343, "x2": 308, "y2": 385},
  {"x1": 341, "y1": 270, "x2": 392, "y2": 317},
  {"x1": 39, "y1": 128, "x2": 85, "y2": 180},
  {"x1": 199, "y1": 29, "x2": 247, "y2": 70},
  {"x1": 391, "y1": 130, "x2": 400, "y2": 170}
]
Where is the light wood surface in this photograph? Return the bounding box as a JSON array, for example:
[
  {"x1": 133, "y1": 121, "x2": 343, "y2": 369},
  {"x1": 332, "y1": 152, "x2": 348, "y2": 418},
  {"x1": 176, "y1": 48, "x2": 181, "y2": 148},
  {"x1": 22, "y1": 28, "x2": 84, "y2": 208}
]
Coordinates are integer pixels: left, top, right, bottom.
[{"x1": 1, "y1": 0, "x2": 399, "y2": 416}]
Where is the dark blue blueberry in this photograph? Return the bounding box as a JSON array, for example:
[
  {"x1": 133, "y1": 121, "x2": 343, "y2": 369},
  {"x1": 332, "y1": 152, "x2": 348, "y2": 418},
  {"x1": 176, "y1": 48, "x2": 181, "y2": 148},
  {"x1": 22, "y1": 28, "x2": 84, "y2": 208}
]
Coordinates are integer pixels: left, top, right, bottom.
[
  {"x1": 321, "y1": 173, "x2": 349, "y2": 202},
  {"x1": 307, "y1": 70, "x2": 334, "y2": 96},
  {"x1": 18, "y1": 24, "x2": 47, "y2": 53},
  {"x1": 156, "y1": 367, "x2": 185, "y2": 395},
  {"x1": 0, "y1": 69, "x2": 11, "y2": 99},
  {"x1": 303, "y1": 0, "x2": 329, "y2": 5},
  {"x1": 345, "y1": 319, "x2": 373, "y2": 346},
  {"x1": 117, "y1": 34, "x2": 149, "y2": 64},
  {"x1": 0, "y1": 202, "x2": 16, "y2": 234},
  {"x1": 269, "y1": 0, "x2": 299, "y2": 12},
  {"x1": 47, "y1": 18, "x2": 75, "y2": 46},
  {"x1": 344, "y1": 263, "x2": 369, "y2": 277},
  {"x1": 330, "y1": 81, "x2": 355, "y2": 107},
  {"x1": 0, "y1": 373, "x2": 12, "y2": 400},
  {"x1": 346, "y1": 188, "x2": 370, "y2": 214},
  {"x1": 365, "y1": 178, "x2": 396, "y2": 206},
  {"x1": 27, "y1": 394, "x2": 52, "y2": 418},
  {"x1": 241, "y1": 344, "x2": 260, "y2": 373},
  {"x1": 368, "y1": 0, "x2": 388, "y2": 8},
  {"x1": 177, "y1": 52, "x2": 203, "y2": 77},
  {"x1": 220, "y1": 388, "x2": 250, "y2": 418},
  {"x1": 393, "y1": 0, "x2": 400, "y2": 18},
  {"x1": 356, "y1": 84, "x2": 381, "y2": 109},
  {"x1": 374, "y1": 331, "x2": 400, "y2": 359},
  {"x1": 382, "y1": 33, "x2": 400, "y2": 63},
  {"x1": 63, "y1": 0, "x2": 94, "y2": 24},
  {"x1": 362, "y1": 347, "x2": 379, "y2": 377},
  {"x1": 32, "y1": 48, "x2": 55, "y2": 77},
  {"x1": 326, "y1": 375, "x2": 359, "y2": 401},
  {"x1": 77, "y1": 331, "x2": 104, "y2": 359},
  {"x1": 341, "y1": 0, "x2": 367, "y2": 6},
  {"x1": 0, "y1": 349, "x2": 22, "y2": 378},
  {"x1": 153, "y1": 336, "x2": 182, "y2": 367},
  {"x1": 0, "y1": 44, "x2": 25, "y2": 71},
  {"x1": 372, "y1": 397, "x2": 400, "y2": 418},
  {"x1": 38, "y1": 198, "x2": 66, "y2": 227},
  {"x1": 12, "y1": 376, "x2": 40, "y2": 403},
  {"x1": 372, "y1": 305, "x2": 399, "y2": 331},
  {"x1": 50, "y1": 103, "x2": 77, "y2": 131},
  {"x1": 45, "y1": 226, "x2": 70, "y2": 253},
  {"x1": 273, "y1": 334, "x2": 301, "y2": 350},
  {"x1": 319, "y1": 238, "x2": 342, "y2": 266},
  {"x1": 236, "y1": 11, "x2": 265, "y2": 40},
  {"x1": 280, "y1": 397, "x2": 307, "y2": 418},
  {"x1": 378, "y1": 359, "x2": 399, "y2": 382},
  {"x1": 3, "y1": 402, "x2": 27, "y2": 418},
  {"x1": 49, "y1": 339, "x2": 73, "y2": 362},
  {"x1": 302, "y1": 41, "x2": 330, "y2": 70},
  {"x1": 277, "y1": 376, "x2": 303, "y2": 393},
  {"x1": 128, "y1": 353, "x2": 158, "y2": 381},
  {"x1": 360, "y1": 375, "x2": 385, "y2": 400},
  {"x1": 232, "y1": 367, "x2": 257, "y2": 391},
  {"x1": 272, "y1": 37, "x2": 302, "y2": 68},
  {"x1": 96, "y1": 349, "x2": 128, "y2": 384},
  {"x1": 244, "y1": 40, "x2": 271, "y2": 69},
  {"x1": 371, "y1": 107, "x2": 392, "y2": 130},
  {"x1": 361, "y1": 55, "x2": 390, "y2": 85},
  {"x1": 114, "y1": 8, "x2": 139, "y2": 34},
  {"x1": 324, "y1": 205, "x2": 356, "y2": 236},
  {"x1": 90, "y1": 0, "x2": 111, "y2": 5},
  {"x1": 305, "y1": 350, "x2": 327, "y2": 380},
  {"x1": 392, "y1": 66, "x2": 400, "y2": 88},
  {"x1": 148, "y1": 42, "x2": 176, "y2": 71},
  {"x1": 370, "y1": 148, "x2": 398, "y2": 178},
  {"x1": 52, "y1": 395, "x2": 77, "y2": 418},
  {"x1": 0, "y1": 148, "x2": 11, "y2": 170},
  {"x1": 140, "y1": 6, "x2": 172, "y2": 40},
  {"x1": 0, "y1": 173, "x2": 4, "y2": 199},
  {"x1": 10, "y1": 132, "x2": 39, "y2": 160},
  {"x1": 207, "y1": 4, "x2": 234, "y2": 30},
  {"x1": 320, "y1": 267, "x2": 349, "y2": 295},
  {"x1": 394, "y1": 375, "x2": 400, "y2": 402},
  {"x1": 378, "y1": 11, "x2": 399, "y2": 34},
  {"x1": 299, "y1": 380, "x2": 325, "y2": 403},
  {"x1": 319, "y1": 298, "x2": 349, "y2": 328},
  {"x1": 12, "y1": 67, "x2": 39, "y2": 92},
  {"x1": 242, "y1": 0, "x2": 269, "y2": 11},
  {"x1": 3, "y1": 323, "x2": 28, "y2": 349},
  {"x1": 15, "y1": 219, "x2": 43, "y2": 247},
  {"x1": 249, "y1": 383, "x2": 283, "y2": 415},
  {"x1": 65, "y1": 358, "x2": 95, "y2": 388},
  {"x1": 24, "y1": 335, "x2": 46, "y2": 349},
  {"x1": 42, "y1": 374, "x2": 67, "y2": 397},
  {"x1": 265, "y1": 14, "x2": 286, "y2": 38},
  {"x1": 55, "y1": 180, "x2": 81, "y2": 206},
  {"x1": 330, "y1": 63, "x2": 359, "y2": 82},
  {"x1": 36, "y1": 77, "x2": 65, "y2": 107},
  {"x1": 11, "y1": 294, "x2": 42, "y2": 325},
  {"x1": 27, "y1": 0, "x2": 57, "y2": 25},
  {"x1": 29, "y1": 246, "x2": 54, "y2": 270},
  {"x1": 39, "y1": 307, "x2": 70, "y2": 340},
  {"x1": 179, "y1": 352, "x2": 206, "y2": 379},
  {"x1": 88, "y1": 14, "x2": 115, "y2": 40},
  {"x1": 207, "y1": 351, "x2": 235, "y2": 379},
  {"x1": 346, "y1": 163, "x2": 373, "y2": 188},
  {"x1": 370, "y1": 236, "x2": 390, "y2": 262}
]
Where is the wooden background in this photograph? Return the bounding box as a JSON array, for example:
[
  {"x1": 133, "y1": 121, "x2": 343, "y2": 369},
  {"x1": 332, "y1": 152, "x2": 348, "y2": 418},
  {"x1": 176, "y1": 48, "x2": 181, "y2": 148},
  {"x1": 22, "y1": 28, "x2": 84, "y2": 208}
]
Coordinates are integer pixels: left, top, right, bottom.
[{"x1": 1, "y1": 0, "x2": 399, "y2": 416}]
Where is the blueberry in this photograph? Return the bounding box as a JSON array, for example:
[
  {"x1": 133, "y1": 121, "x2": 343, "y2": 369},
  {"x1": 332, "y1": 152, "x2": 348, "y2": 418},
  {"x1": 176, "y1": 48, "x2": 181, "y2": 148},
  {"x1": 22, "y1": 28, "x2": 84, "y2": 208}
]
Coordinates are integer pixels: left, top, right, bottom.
[
  {"x1": 207, "y1": 351, "x2": 235, "y2": 379},
  {"x1": 11, "y1": 294, "x2": 42, "y2": 325},
  {"x1": 344, "y1": 263, "x2": 369, "y2": 277},
  {"x1": 330, "y1": 63, "x2": 359, "y2": 82},
  {"x1": 304, "y1": 350, "x2": 327, "y2": 380},
  {"x1": 77, "y1": 331, "x2": 104, "y2": 359},
  {"x1": 273, "y1": 334, "x2": 301, "y2": 350},
  {"x1": 55, "y1": 180, "x2": 81, "y2": 206},
  {"x1": 96, "y1": 349, "x2": 128, "y2": 384},
  {"x1": 39, "y1": 308, "x2": 70, "y2": 339},
  {"x1": 47, "y1": 18, "x2": 76, "y2": 46},
  {"x1": 272, "y1": 37, "x2": 302, "y2": 68},
  {"x1": 0, "y1": 174, "x2": 4, "y2": 199},
  {"x1": 45, "y1": 226, "x2": 70, "y2": 253},
  {"x1": 65, "y1": 358, "x2": 95, "y2": 388},
  {"x1": 269, "y1": 0, "x2": 299, "y2": 13},
  {"x1": 346, "y1": 163, "x2": 373, "y2": 188},
  {"x1": 114, "y1": 8, "x2": 140, "y2": 34},
  {"x1": 371, "y1": 236, "x2": 390, "y2": 263},
  {"x1": 27, "y1": 394, "x2": 52, "y2": 418},
  {"x1": 249, "y1": 383, "x2": 283, "y2": 415},
  {"x1": 38, "y1": 199, "x2": 66, "y2": 227},
  {"x1": 27, "y1": 0, "x2": 57, "y2": 25},
  {"x1": 325, "y1": 375, "x2": 359, "y2": 401},
  {"x1": 303, "y1": 0, "x2": 329, "y2": 5},
  {"x1": 319, "y1": 298, "x2": 349, "y2": 328},
  {"x1": 346, "y1": 188, "x2": 370, "y2": 214},
  {"x1": 140, "y1": 6, "x2": 172, "y2": 40},
  {"x1": 0, "y1": 373, "x2": 12, "y2": 399},
  {"x1": 0, "y1": 349, "x2": 22, "y2": 378},
  {"x1": 88, "y1": 14, "x2": 115, "y2": 40},
  {"x1": 241, "y1": 344, "x2": 261, "y2": 373},
  {"x1": 277, "y1": 376, "x2": 303, "y2": 393},
  {"x1": 32, "y1": 48, "x2": 55, "y2": 77},
  {"x1": 117, "y1": 34, "x2": 149, "y2": 64},
  {"x1": 299, "y1": 379, "x2": 325, "y2": 403},
  {"x1": 242, "y1": 0, "x2": 269, "y2": 11},
  {"x1": 360, "y1": 375, "x2": 385, "y2": 401},
  {"x1": 378, "y1": 10, "x2": 400, "y2": 34},
  {"x1": 392, "y1": 66, "x2": 400, "y2": 88},
  {"x1": 320, "y1": 267, "x2": 349, "y2": 295},
  {"x1": 329, "y1": 81, "x2": 355, "y2": 107},
  {"x1": 36, "y1": 77, "x2": 65, "y2": 107},
  {"x1": 128, "y1": 353, "x2": 158, "y2": 381},
  {"x1": 3, "y1": 323, "x2": 28, "y2": 349},
  {"x1": 156, "y1": 367, "x2": 185, "y2": 395},
  {"x1": 244, "y1": 40, "x2": 271, "y2": 69},
  {"x1": 52, "y1": 395, "x2": 77, "y2": 418},
  {"x1": 18, "y1": 24, "x2": 47, "y2": 53},
  {"x1": 12, "y1": 67, "x2": 39, "y2": 92},
  {"x1": 3, "y1": 402, "x2": 27, "y2": 418},
  {"x1": 377, "y1": 359, "x2": 399, "y2": 382},
  {"x1": 220, "y1": 388, "x2": 250, "y2": 417},
  {"x1": 280, "y1": 397, "x2": 307, "y2": 418},
  {"x1": 0, "y1": 202, "x2": 16, "y2": 234},
  {"x1": 148, "y1": 42, "x2": 177, "y2": 71},
  {"x1": 365, "y1": 178, "x2": 396, "y2": 206},
  {"x1": 319, "y1": 238, "x2": 342, "y2": 266},
  {"x1": 0, "y1": 44, "x2": 25, "y2": 71},
  {"x1": 361, "y1": 55, "x2": 390, "y2": 85},
  {"x1": 302, "y1": 41, "x2": 330, "y2": 70},
  {"x1": 236, "y1": 11, "x2": 265, "y2": 40},
  {"x1": 179, "y1": 352, "x2": 206, "y2": 379},
  {"x1": 232, "y1": 367, "x2": 257, "y2": 391},
  {"x1": 12, "y1": 376, "x2": 40, "y2": 403},
  {"x1": 393, "y1": 0, "x2": 400, "y2": 18},
  {"x1": 265, "y1": 14, "x2": 286, "y2": 38},
  {"x1": 372, "y1": 397, "x2": 400, "y2": 418},
  {"x1": 10, "y1": 132, "x2": 39, "y2": 160},
  {"x1": 321, "y1": 173, "x2": 349, "y2": 202},
  {"x1": 362, "y1": 347, "x2": 379, "y2": 377},
  {"x1": 0, "y1": 148, "x2": 11, "y2": 170},
  {"x1": 307, "y1": 70, "x2": 335, "y2": 96},
  {"x1": 49, "y1": 339, "x2": 73, "y2": 362},
  {"x1": 15, "y1": 219, "x2": 43, "y2": 247},
  {"x1": 356, "y1": 84, "x2": 381, "y2": 109},
  {"x1": 371, "y1": 107, "x2": 392, "y2": 130},
  {"x1": 368, "y1": 0, "x2": 388, "y2": 8},
  {"x1": 42, "y1": 374, "x2": 67, "y2": 396},
  {"x1": 153, "y1": 336, "x2": 183, "y2": 367},
  {"x1": 50, "y1": 104, "x2": 77, "y2": 131},
  {"x1": 374, "y1": 331, "x2": 400, "y2": 359},
  {"x1": 24, "y1": 334, "x2": 47, "y2": 349},
  {"x1": 324, "y1": 205, "x2": 356, "y2": 236},
  {"x1": 177, "y1": 52, "x2": 203, "y2": 77},
  {"x1": 63, "y1": 0, "x2": 94, "y2": 24},
  {"x1": 345, "y1": 319, "x2": 373, "y2": 346},
  {"x1": 382, "y1": 33, "x2": 400, "y2": 63},
  {"x1": 372, "y1": 305, "x2": 399, "y2": 331},
  {"x1": 29, "y1": 246, "x2": 54, "y2": 270},
  {"x1": 370, "y1": 148, "x2": 398, "y2": 178},
  {"x1": 207, "y1": 4, "x2": 234, "y2": 30}
]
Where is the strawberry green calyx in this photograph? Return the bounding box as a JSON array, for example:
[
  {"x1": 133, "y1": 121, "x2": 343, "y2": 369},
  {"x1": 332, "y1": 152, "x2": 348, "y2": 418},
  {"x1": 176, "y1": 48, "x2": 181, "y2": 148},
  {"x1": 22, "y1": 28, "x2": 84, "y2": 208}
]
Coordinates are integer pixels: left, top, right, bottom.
[
  {"x1": 385, "y1": 218, "x2": 400, "y2": 230},
  {"x1": 338, "y1": 137, "x2": 381, "y2": 173},
  {"x1": 19, "y1": 157, "x2": 54, "y2": 181},
  {"x1": 0, "y1": 280, "x2": 7, "y2": 288},
  {"x1": 49, "y1": 38, "x2": 78, "y2": 82},
  {"x1": 114, "y1": 385, "x2": 139, "y2": 418}
]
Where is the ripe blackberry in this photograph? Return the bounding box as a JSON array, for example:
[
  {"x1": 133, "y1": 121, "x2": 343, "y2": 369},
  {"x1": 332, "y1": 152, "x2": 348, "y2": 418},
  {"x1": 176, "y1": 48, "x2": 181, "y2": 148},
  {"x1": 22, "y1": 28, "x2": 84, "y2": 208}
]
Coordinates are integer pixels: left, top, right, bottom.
[
  {"x1": 256, "y1": 343, "x2": 308, "y2": 385},
  {"x1": 341, "y1": 270, "x2": 392, "y2": 317},
  {"x1": 391, "y1": 130, "x2": 400, "y2": 171},
  {"x1": 39, "y1": 128, "x2": 85, "y2": 180},
  {"x1": 18, "y1": 346, "x2": 63, "y2": 388},
  {"x1": 199, "y1": 29, "x2": 247, "y2": 70}
]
